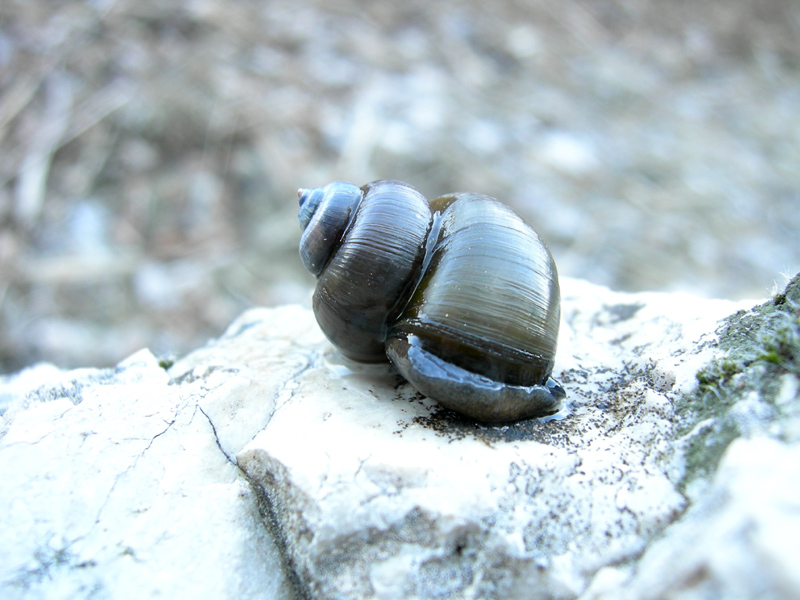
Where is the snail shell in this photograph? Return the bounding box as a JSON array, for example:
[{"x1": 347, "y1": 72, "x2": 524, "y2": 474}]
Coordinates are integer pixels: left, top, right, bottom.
[{"x1": 297, "y1": 180, "x2": 565, "y2": 422}]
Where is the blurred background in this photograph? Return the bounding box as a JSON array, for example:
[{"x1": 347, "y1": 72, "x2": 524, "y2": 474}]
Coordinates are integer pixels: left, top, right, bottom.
[{"x1": 1, "y1": 0, "x2": 798, "y2": 373}]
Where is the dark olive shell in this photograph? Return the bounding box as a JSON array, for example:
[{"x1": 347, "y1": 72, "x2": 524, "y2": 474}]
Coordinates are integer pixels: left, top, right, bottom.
[
  {"x1": 385, "y1": 193, "x2": 562, "y2": 422},
  {"x1": 297, "y1": 180, "x2": 565, "y2": 422},
  {"x1": 307, "y1": 180, "x2": 431, "y2": 362}
]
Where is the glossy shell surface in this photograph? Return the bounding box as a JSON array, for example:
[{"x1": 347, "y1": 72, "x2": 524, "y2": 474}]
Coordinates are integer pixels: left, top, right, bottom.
[
  {"x1": 306, "y1": 180, "x2": 430, "y2": 362},
  {"x1": 298, "y1": 180, "x2": 565, "y2": 422}
]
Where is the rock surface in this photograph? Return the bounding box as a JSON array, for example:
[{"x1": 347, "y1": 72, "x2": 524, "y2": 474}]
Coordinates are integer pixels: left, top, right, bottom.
[
  {"x1": 2, "y1": 276, "x2": 799, "y2": 599},
  {"x1": 0, "y1": 351, "x2": 297, "y2": 599}
]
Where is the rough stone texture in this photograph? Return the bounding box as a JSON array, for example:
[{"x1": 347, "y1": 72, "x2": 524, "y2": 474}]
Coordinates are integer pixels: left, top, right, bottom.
[
  {"x1": 2, "y1": 275, "x2": 799, "y2": 599},
  {"x1": 583, "y1": 437, "x2": 800, "y2": 600},
  {"x1": 0, "y1": 350, "x2": 297, "y2": 599}
]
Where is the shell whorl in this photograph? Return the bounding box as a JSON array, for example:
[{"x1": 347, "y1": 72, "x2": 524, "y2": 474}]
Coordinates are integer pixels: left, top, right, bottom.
[
  {"x1": 300, "y1": 180, "x2": 432, "y2": 362},
  {"x1": 389, "y1": 193, "x2": 560, "y2": 387},
  {"x1": 298, "y1": 181, "x2": 362, "y2": 276}
]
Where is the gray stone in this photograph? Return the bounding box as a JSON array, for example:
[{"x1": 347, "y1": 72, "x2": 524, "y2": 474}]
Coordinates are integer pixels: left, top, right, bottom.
[
  {"x1": 228, "y1": 278, "x2": 769, "y2": 600},
  {"x1": 2, "y1": 276, "x2": 798, "y2": 599},
  {"x1": 581, "y1": 437, "x2": 800, "y2": 600},
  {"x1": 0, "y1": 348, "x2": 297, "y2": 599}
]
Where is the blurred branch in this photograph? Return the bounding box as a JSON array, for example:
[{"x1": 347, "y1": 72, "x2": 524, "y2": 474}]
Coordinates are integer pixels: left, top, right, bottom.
[
  {"x1": 12, "y1": 251, "x2": 143, "y2": 285},
  {"x1": 0, "y1": 74, "x2": 43, "y2": 143},
  {"x1": 63, "y1": 79, "x2": 135, "y2": 147},
  {"x1": 13, "y1": 74, "x2": 74, "y2": 229}
]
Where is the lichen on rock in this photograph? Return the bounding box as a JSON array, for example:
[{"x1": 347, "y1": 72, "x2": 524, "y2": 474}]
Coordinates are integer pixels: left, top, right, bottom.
[{"x1": 677, "y1": 272, "x2": 800, "y2": 490}]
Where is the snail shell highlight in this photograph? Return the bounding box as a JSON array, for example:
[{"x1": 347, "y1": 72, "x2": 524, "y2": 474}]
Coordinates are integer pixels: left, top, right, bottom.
[{"x1": 297, "y1": 180, "x2": 565, "y2": 423}]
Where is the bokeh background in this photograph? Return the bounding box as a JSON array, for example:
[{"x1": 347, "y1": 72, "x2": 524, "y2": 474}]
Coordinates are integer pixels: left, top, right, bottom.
[{"x1": 1, "y1": 0, "x2": 799, "y2": 373}]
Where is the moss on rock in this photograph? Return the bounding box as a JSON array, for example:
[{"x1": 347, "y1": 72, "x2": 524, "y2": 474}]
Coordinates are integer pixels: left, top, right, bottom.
[{"x1": 677, "y1": 273, "x2": 800, "y2": 488}]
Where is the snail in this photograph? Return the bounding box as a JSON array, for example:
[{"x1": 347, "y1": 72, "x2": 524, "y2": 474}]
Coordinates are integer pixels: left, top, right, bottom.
[{"x1": 297, "y1": 179, "x2": 565, "y2": 423}]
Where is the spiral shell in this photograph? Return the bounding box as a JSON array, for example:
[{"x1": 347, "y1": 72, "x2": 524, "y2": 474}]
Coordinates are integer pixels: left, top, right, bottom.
[{"x1": 297, "y1": 180, "x2": 564, "y2": 422}]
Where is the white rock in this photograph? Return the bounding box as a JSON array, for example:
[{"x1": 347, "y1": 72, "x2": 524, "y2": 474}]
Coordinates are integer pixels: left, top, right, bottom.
[
  {"x1": 3, "y1": 277, "x2": 796, "y2": 600},
  {"x1": 226, "y1": 278, "x2": 753, "y2": 599},
  {"x1": 583, "y1": 437, "x2": 800, "y2": 600},
  {"x1": 0, "y1": 348, "x2": 296, "y2": 600}
]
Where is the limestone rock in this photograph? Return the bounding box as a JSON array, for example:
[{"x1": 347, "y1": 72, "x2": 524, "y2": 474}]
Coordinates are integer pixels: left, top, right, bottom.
[
  {"x1": 2, "y1": 275, "x2": 798, "y2": 600},
  {"x1": 227, "y1": 278, "x2": 769, "y2": 600},
  {"x1": 0, "y1": 349, "x2": 297, "y2": 599},
  {"x1": 582, "y1": 437, "x2": 800, "y2": 600}
]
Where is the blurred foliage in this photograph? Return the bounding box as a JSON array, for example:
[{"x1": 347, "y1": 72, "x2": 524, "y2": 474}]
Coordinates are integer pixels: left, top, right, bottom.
[{"x1": 1, "y1": 0, "x2": 799, "y2": 372}]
